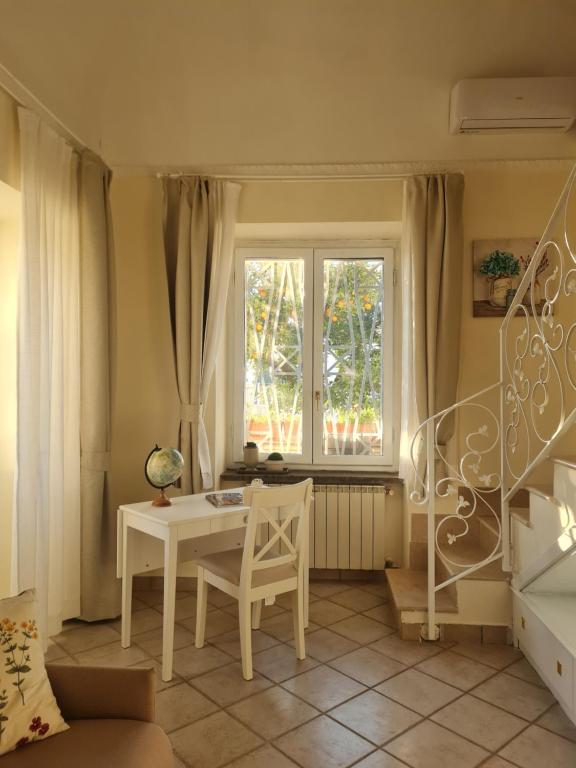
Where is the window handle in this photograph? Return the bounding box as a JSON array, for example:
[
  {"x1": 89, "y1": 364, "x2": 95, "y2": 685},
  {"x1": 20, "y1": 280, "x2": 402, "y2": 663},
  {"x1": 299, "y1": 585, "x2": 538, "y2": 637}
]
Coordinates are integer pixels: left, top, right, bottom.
[{"x1": 315, "y1": 390, "x2": 321, "y2": 411}]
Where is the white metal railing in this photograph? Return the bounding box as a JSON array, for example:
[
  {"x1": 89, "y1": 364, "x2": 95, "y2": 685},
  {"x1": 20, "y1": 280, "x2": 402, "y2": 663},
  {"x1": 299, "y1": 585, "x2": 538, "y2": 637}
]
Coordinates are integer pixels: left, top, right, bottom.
[{"x1": 411, "y1": 165, "x2": 576, "y2": 641}]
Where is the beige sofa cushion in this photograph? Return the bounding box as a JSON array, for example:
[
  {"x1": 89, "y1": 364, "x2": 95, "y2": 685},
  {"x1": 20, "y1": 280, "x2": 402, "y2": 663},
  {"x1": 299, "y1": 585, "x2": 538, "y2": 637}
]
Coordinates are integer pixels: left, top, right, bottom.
[
  {"x1": 0, "y1": 591, "x2": 68, "y2": 756},
  {"x1": 0, "y1": 719, "x2": 173, "y2": 768}
]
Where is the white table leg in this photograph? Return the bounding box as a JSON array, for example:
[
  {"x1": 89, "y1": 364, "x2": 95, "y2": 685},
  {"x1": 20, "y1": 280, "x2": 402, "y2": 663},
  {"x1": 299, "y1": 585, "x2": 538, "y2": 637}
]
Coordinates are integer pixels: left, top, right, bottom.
[
  {"x1": 161, "y1": 532, "x2": 178, "y2": 682},
  {"x1": 121, "y1": 519, "x2": 132, "y2": 648}
]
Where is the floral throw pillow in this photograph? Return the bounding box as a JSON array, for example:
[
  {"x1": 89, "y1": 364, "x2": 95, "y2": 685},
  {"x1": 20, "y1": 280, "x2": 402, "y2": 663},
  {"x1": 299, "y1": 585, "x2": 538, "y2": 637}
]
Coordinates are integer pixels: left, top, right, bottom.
[{"x1": 0, "y1": 590, "x2": 68, "y2": 755}]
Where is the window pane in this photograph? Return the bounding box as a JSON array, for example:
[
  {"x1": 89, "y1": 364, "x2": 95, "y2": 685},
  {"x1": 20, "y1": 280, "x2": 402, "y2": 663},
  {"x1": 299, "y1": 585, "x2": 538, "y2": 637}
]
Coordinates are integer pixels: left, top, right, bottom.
[
  {"x1": 244, "y1": 259, "x2": 304, "y2": 455},
  {"x1": 322, "y1": 259, "x2": 384, "y2": 457}
]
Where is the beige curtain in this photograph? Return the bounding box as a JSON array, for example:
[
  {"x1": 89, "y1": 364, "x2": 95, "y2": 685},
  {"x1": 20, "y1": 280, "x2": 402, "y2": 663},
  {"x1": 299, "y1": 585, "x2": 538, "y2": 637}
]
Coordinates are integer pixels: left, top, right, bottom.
[
  {"x1": 78, "y1": 151, "x2": 118, "y2": 620},
  {"x1": 163, "y1": 177, "x2": 241, "y2": 493},
  {"x1": 406, "y1": 173, "x2": 464, "y2": 483}
]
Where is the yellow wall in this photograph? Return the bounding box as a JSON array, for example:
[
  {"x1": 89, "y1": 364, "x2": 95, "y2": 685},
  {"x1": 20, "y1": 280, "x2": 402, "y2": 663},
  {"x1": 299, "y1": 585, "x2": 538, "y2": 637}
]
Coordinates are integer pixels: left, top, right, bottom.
[
  {"x1": 107, "y1": 175, "x2": 404, "y2": 509},
  {"x1": 0, "y1": 87, "x2": 20, "y2": 595},
  {"x1": 458, "y1": 167, "x2": 574, "y2": 486},
  {"x1": 238, "y1": 179, "x2": 404, "y2": 223},
  {"x1": 109, "y1": 177, "x2": 179, "y2": 512},
  {"x1": 460, "y1": 167, "x2": 570, "y2": 402},
  {"x1": 0, "y1": 187, "x2": 20, "y2": 596},
  {"x1": 77, "y1": 167, "x2": 576, "y2": 571}
]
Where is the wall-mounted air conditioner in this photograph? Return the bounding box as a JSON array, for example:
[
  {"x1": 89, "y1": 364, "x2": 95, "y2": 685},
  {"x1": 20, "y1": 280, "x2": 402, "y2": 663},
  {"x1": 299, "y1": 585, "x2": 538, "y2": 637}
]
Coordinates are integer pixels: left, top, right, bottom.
[{"x1": 449, "y1": 77, "x2": 576, "y2": 134}]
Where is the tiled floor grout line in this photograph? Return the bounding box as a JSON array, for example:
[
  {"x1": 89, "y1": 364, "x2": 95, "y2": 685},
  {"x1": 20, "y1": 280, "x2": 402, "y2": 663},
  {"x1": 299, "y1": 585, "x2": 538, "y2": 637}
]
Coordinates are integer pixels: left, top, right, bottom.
[
  {"x1": 144, "y1": 604, "x2": 527, "y2": 765},
  {"x1": 162, "y1": 626, "x2": 567, "y2": 768},
  {"x1": 476, "y1": 698, "x2": 564, "y2": 767},
  {"x1": 163, "y1": 621, "x2": 510, "y2": 765},
  {"x1": 52, "y1": 582, "x2": 576, "y2": 768}
]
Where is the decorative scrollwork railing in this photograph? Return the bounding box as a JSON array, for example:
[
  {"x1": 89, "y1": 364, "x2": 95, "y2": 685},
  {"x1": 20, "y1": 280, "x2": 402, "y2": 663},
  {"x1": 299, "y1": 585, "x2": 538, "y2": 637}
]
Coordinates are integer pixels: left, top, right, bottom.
[
  {"x1": 502, "y1": 166, "x2": 576, "y2": 500},
  {"x1": 411, "y1": 165, "x2": 576, "y2": 641}
]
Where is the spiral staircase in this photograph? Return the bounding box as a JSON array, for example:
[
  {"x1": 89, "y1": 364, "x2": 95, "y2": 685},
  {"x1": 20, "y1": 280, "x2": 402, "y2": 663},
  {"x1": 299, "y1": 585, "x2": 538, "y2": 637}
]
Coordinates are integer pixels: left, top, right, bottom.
[{"x1": 386, "y1": 165, "x2": 576, "y2": 726}]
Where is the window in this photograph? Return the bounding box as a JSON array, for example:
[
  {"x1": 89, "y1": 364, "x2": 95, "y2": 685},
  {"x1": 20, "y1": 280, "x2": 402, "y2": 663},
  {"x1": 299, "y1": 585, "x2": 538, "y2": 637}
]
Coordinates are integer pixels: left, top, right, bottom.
[{"x1": 233, "y1": 245, "x2": 397, "y2": 467}]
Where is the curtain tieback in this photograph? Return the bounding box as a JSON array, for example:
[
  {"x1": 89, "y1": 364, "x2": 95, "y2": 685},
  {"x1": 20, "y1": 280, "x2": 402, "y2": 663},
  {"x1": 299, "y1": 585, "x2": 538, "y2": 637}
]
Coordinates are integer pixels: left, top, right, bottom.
[
  {"x1": 180, "y1": 402, "x2": 202, "y2": 423},
  {"x1": 81, "y1": 450, "x2": 110, "y2": 472}
]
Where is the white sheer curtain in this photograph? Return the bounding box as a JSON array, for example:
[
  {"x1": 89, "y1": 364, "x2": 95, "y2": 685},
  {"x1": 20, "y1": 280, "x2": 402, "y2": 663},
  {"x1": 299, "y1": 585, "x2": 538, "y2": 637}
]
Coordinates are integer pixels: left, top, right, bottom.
[
  {"x1": 198, "y1": 181, "x2": 240, "y2": 488},
  {"x1": 16, "y1": 109, "x2": 81, "y2": 637}
]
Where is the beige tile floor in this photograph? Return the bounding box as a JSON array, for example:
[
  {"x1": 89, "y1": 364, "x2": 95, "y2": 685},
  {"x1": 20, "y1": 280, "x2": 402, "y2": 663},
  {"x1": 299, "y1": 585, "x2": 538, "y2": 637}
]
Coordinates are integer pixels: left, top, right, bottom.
[{"x1": 48, "y1": 580, "x2": 576, "y2": 768}]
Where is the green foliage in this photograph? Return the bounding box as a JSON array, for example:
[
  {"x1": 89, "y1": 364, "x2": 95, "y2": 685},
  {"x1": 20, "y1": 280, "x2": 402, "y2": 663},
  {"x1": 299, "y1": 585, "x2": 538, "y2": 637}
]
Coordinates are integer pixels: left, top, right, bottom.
[
  {"x1": 321, "y1": 261, "x2": 383, "y2": 418},
  {"x1": 479, "y1": 250, "x2": 520, "y2": 279},
  {"x1": 0, "y1": 689, "x2": 8, "y2": 742},
  {"x1": 244, "y1": 259, "x2": 384, "y2": 441},
  {"x1": 267, "y1": 452, "x2": 284, "y2": 460},
  {"x1": 1, "y1": 618, "x2": 37, "y2": 707}
]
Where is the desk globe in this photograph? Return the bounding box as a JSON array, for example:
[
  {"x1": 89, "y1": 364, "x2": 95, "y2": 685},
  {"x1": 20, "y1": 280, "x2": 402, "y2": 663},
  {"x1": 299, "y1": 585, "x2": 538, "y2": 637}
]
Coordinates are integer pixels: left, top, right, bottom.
[{"x1": 145, "y1": 445, "x2": 185, "y2": 506}]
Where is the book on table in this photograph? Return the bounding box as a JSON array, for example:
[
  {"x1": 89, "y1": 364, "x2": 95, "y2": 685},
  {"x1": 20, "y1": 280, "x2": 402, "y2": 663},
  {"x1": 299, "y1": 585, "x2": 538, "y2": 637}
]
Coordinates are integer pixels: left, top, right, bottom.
[{"x1": 205, "y1": 492, "x2": 244, "y2": 507}]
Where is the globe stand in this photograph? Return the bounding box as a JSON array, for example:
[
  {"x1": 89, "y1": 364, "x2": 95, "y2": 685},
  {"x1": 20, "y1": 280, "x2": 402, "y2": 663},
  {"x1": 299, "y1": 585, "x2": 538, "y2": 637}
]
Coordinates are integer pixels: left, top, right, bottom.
[
  {"x1": 152, "y1": 488, "x2": 172, "y2": 507},
  {"x1": 145, "y1": 444, "x2": 184, "y2": 508}
]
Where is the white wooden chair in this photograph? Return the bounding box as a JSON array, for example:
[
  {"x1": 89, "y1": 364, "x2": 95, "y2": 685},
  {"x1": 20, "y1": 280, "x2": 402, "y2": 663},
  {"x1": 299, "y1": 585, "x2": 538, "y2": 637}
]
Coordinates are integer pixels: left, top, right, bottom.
[{"x1": 194, "y1": 479, "x2": 313, "y2": 680}]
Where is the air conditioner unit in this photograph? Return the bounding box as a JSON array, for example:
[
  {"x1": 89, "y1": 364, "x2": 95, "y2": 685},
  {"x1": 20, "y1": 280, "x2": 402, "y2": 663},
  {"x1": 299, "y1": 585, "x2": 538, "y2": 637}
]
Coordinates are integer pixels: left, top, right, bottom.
[{"x1": 449, "y1": 77, "x2": 576, "y2": 134}]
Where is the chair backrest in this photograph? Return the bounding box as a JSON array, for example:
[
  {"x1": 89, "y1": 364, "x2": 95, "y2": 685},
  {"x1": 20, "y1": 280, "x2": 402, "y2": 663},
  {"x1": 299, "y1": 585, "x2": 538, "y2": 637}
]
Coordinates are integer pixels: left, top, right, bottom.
[{"x1": 240, "y1": 479, "x2": 313, "y2": 589}]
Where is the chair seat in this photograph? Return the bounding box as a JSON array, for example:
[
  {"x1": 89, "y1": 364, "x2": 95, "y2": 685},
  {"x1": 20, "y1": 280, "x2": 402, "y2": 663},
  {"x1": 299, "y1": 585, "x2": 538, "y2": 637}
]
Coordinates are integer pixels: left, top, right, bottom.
[
  {"x1": 0, "y1": 719, "x2": 173, "y2": 768},
  {"x1": 195, "y1": 547, "x2": 297, "y2": 587}
]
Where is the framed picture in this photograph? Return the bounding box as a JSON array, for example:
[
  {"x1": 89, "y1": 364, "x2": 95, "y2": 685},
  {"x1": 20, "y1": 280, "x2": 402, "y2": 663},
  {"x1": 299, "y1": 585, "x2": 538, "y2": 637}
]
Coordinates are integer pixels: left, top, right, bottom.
[{"x1": 472, "y1": 238, "x2": 548, "y2": 317}]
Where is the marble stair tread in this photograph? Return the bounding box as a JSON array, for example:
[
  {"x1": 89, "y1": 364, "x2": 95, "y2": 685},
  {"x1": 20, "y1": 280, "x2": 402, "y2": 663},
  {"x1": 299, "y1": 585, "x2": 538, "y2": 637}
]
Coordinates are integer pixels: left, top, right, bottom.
[
  {"x1": 436, "y1": 538, "x2": 508, "y2": 581},
  {"x1": 550, "y1": 455, "x2": 576, "y2": 471},
  {"x1": 385, "y1": 568, "x2": 458, "y2": 613},
  {"x1": 524, "y1": 483, "x2": 559, "y2": 504},
  {"x1": 458, "y1": 486, "x2": 529, "y2": 515},
  {"x1": 511, "y1": 507, "x2": 531, "y2": 526}
]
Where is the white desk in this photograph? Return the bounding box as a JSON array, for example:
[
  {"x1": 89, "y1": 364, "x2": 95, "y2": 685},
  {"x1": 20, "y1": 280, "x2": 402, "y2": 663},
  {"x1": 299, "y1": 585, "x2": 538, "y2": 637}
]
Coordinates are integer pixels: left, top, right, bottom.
[{"x1": 117, "y1": 489, "x2": 309, "y2": 681}]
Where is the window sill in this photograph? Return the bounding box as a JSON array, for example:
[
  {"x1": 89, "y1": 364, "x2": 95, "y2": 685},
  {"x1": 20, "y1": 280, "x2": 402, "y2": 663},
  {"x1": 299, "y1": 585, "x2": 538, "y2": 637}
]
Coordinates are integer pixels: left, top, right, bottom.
[{"x1": 221, "y1": 465, "x2": 401, "y2": 486}]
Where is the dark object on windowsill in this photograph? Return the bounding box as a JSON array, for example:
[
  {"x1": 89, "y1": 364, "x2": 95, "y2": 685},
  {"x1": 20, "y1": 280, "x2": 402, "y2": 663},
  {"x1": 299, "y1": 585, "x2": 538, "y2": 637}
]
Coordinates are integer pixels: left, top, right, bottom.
[
  {"x1": 238, "y1": 463, "x2": 289, "y2": 473},
  {"x1": 222, "y1": 465, "x2": 400, "y2": 486}
]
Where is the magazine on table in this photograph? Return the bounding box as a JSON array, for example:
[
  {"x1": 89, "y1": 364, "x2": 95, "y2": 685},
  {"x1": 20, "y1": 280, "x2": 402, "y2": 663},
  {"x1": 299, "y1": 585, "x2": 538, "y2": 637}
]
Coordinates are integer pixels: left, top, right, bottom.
[{"x1": 205, "y1": 492, "x2": 244, "y2": 507}]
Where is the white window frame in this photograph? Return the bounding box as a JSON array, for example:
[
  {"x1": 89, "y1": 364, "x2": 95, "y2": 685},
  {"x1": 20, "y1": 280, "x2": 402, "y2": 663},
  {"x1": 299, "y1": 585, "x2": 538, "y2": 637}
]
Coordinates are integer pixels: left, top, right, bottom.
[
  {"x1": 232, "y1": 241, "x2": 398, "y2": 470},
  {"x1": 233, "y1": 247, "x2": 314, "y2": 464},
  {"x1": 312, "y1": 247, "x2": 395, "y2": 467}
]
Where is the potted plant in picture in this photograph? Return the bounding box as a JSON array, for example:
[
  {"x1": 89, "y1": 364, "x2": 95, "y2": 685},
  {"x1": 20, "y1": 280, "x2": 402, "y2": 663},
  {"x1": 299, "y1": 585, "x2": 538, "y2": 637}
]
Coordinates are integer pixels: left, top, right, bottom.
[
  {"x1": 519, "y1": 247, "x2": 549, "y2": 308},
  {"x1": 479, "y1": 250, "x2": 520, "y2": 308}
]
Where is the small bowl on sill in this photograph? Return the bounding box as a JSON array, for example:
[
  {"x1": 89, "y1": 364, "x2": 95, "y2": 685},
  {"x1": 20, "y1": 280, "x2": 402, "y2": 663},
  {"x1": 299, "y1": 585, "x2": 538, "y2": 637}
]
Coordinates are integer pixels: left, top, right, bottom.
[{"x1": 264, "y1": 459, "x2": 286, "y2": 472}]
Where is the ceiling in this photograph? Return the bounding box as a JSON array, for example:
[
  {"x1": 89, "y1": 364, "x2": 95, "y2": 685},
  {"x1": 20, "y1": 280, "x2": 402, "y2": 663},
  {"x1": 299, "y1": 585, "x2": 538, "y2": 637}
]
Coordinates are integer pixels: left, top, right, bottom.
[{"x1": 1, "y1": 0, "x2": 576, "y2": 172}]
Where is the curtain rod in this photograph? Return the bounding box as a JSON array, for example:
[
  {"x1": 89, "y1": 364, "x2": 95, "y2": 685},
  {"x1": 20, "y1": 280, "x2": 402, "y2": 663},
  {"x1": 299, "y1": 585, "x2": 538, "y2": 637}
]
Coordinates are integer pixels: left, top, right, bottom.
[
  {"x1": 0, "y1": 61, "x2": 89, "y2": 153},
  {"x1": 156, "y1": 171, "x2": 411, "y2": 182},
  {"x1": 143, "y1": 156, "x2": 574, "y2": 182}
]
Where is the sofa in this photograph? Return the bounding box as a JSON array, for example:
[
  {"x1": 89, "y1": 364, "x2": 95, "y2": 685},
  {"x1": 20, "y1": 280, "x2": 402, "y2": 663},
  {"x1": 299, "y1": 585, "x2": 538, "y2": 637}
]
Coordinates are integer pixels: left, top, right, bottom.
[{"x1": 0, "y1": 664, "x2": 173, "y2": 767}]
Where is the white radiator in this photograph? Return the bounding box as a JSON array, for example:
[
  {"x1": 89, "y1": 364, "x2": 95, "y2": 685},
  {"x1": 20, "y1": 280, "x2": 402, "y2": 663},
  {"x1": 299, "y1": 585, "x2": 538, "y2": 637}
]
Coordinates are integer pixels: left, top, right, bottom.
[
  {"x1": 246, "y1": 482, "x2": 399, "y2": 571},
  {"x1": 310, "y1": 485, "x2": 392, "y2": 570}
]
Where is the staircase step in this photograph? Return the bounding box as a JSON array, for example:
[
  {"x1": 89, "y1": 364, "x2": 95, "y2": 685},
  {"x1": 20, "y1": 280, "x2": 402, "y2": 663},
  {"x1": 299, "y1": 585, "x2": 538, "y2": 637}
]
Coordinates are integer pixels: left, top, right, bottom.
[
  {"x1": 550, "y1": 455, "x2": 576, "y2": 471},
  {"x1": 521, "y1": 592, "x2": 576, "y2": 658},
  {"x1": 511, "y1": 508, "x2": 531, "y2": 527},
  {"x1": 458, "y1": 486, "x2": 529, "y2": 514},
  {"x1": 525, "y1": 484, "x2": 558, "y2": 503},
  {"x1": 437, "y1": 538, "x2": 508, "y2": 581},
  {"x1": 386, "y1": 568, "x2": 458, "y2": 613}
]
